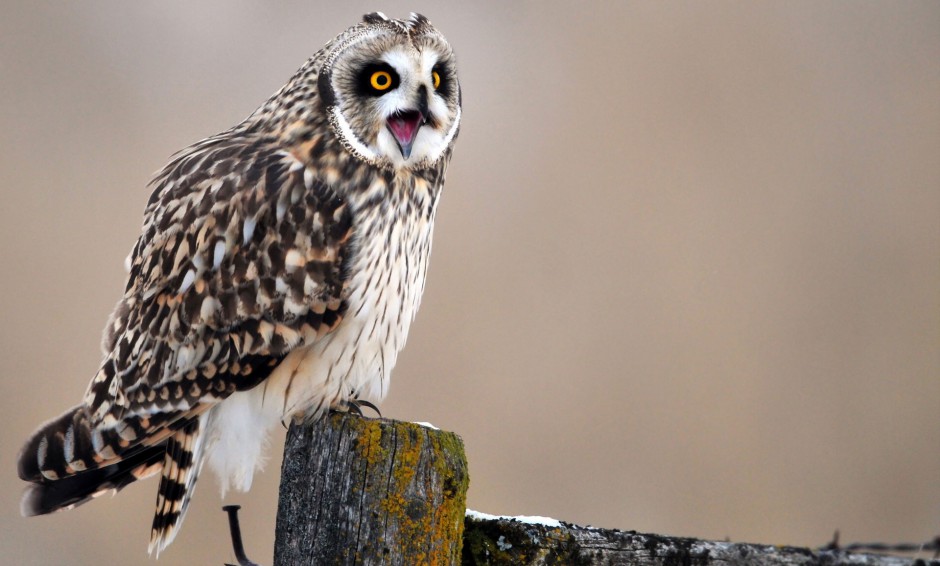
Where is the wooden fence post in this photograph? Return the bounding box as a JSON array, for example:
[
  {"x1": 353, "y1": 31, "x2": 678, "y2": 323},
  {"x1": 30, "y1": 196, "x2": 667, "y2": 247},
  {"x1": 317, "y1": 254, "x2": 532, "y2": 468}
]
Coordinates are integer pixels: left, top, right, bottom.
[{"x1": 273, "y1": 413, "x2": 469, "y2": 565}]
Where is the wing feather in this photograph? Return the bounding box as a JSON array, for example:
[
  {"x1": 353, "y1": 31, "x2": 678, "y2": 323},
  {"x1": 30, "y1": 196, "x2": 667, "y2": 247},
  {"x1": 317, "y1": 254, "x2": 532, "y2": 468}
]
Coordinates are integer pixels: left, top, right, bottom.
[{"x1": 84, "y1": 136, "x2": 354, "y2": 445}]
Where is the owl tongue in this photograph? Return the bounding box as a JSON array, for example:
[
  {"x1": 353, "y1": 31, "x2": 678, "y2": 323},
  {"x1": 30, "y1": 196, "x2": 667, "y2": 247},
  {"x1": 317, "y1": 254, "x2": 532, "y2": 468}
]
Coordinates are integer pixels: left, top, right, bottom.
[{"x1": 387, "y1": 110, "x2": 424, "y2": 159}]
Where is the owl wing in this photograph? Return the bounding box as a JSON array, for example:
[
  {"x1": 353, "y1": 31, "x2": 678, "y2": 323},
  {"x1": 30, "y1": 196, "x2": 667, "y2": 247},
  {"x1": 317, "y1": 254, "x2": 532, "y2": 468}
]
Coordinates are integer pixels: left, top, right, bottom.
[
  {"x1": 95, "y1": 134, "x2": 354, "y2": 426},
  {"x1": 18, "y1": 134, "x2": 354, "y2": 488}
]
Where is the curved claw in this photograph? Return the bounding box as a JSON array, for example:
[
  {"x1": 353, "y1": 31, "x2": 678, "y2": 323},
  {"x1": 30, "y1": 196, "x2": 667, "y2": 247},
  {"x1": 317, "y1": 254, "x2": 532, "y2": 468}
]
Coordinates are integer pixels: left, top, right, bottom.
[{"x1": 353, "y1": 399, "x2": 382, "y2": 418}]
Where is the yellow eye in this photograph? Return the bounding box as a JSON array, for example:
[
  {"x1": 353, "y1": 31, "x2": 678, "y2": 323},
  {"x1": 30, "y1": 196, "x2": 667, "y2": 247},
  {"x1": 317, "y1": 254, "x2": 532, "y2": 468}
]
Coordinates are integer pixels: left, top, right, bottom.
[
  {"x1": 432, "y1": 71, "x2": 441, "y2": 89},
  {"x1": 370, "y1": 71, "x2": 392, "y2": 91}
]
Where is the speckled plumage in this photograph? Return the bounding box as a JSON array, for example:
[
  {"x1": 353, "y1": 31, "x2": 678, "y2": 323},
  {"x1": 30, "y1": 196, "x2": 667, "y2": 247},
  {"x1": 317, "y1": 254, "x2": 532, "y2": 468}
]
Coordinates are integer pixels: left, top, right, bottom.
[{"x1": 17, "y1": 12, "x2": 460, "y2": 555}]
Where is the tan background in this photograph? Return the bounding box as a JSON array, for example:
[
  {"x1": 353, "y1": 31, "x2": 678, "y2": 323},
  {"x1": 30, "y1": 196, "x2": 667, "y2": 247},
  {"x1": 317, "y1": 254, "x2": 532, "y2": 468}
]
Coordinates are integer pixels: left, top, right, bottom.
[{"x1": 1, "y1": 2, "x2": 938, "y2": 564}]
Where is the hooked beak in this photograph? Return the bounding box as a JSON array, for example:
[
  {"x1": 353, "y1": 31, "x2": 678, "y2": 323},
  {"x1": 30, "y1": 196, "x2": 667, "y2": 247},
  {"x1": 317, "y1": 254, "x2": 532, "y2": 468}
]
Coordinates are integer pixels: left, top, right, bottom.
[
  {"x1": 386, "y1": 109, "x2": 427, "y2": 159},
  {"x1": 387, "y1": 85, "x2": 431, "y2": 159}
]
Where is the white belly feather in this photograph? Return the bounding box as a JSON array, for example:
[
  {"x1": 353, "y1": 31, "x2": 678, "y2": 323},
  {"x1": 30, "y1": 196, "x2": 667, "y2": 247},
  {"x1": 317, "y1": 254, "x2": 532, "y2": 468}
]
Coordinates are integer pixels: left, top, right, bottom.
[{"x1": 203, "y1": 176, "x2": 436, "y2": 495}]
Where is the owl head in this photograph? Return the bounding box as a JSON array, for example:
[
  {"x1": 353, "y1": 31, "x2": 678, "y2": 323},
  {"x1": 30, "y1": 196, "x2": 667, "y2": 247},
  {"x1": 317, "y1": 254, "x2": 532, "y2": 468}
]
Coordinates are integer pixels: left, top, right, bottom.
[{"x1": 317, "y1": 13, "x2": 461, "y2": 170}]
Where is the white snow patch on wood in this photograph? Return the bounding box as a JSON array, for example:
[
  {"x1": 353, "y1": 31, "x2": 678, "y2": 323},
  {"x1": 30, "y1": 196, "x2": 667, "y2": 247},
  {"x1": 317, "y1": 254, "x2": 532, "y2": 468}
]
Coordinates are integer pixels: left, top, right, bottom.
[{"x1": 466, "y1": 509, "x2": 562, "y2": 528}]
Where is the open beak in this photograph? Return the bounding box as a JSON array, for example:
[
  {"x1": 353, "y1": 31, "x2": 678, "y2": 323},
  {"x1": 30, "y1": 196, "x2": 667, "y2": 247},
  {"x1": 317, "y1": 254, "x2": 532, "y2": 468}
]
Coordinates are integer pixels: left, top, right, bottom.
[{"x1": 387, "y1": 109, "x2": 427, "y2": 159}]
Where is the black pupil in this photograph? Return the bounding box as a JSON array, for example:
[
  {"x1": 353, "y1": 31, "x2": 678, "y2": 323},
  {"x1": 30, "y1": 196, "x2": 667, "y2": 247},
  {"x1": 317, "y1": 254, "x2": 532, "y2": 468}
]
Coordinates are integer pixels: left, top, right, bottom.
[{"x1": 376, "y1": 74, "x2": 388, "y2": 86}]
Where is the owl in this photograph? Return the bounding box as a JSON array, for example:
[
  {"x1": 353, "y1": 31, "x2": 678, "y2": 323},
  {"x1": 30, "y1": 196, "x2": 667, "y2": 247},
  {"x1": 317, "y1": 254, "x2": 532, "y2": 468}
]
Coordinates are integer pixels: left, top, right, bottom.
[{"x1": 17, "y1": 12, "x2": 461, "y2": 555}]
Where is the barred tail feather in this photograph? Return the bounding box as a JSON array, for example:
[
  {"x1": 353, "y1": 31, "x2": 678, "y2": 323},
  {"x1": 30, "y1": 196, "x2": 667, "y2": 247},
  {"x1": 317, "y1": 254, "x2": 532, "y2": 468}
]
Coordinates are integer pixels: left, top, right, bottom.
[
  {"x1": 17, "y1": 404, "x2": 180, "y2": 484},
  {"x1": 149, "y1": 415, "x2": 206, "y2": 556},
  {"x1": 20, "y1": 405, "x2": 112, "y2": 483},
  {"x1": 20, "y1": 441, "x2": 165, "y2": 516},
  {"x1": 17, "y1": 404, "x2": 165, "y2": 515}
]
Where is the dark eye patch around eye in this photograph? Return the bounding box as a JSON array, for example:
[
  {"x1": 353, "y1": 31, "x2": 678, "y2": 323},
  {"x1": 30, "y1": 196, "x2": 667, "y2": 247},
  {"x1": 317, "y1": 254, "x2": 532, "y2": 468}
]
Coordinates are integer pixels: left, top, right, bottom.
[
  {"x1": 431, "y1": 63, "x2": 450, "y2": 94},
  {"x1": 357, "y1": 63, "x2": 400, "y2": 96}
]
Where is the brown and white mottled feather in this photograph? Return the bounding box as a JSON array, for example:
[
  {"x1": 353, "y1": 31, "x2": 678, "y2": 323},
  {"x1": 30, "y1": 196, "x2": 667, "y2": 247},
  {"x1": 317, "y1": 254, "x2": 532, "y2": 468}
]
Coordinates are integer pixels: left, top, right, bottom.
[{"x1": 18, "y1": 11, "x2": 460, "y2": 556}]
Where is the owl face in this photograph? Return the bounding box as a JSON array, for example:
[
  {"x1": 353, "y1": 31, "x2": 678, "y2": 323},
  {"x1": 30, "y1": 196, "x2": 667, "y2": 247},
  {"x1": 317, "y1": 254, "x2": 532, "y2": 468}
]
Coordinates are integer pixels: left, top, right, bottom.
[{"x1": 318, "y1": 13, "x2": 461, "y2": 170}]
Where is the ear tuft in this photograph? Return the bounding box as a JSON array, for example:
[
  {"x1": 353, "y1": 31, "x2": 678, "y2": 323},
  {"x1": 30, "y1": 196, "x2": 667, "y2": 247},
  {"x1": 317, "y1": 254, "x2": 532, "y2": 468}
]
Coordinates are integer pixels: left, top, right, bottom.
[
  {"x1": 362, "y1": 12, "x2": 389, "y2": 25},
  {"x1": 408, "y1": 13, "x2": 432, "y2": 32}
]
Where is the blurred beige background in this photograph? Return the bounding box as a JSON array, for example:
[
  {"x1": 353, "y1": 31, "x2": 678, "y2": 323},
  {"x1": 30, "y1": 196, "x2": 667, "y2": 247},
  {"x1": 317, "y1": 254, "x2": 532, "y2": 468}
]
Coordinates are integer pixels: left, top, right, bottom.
[{"x1": 1, "y1": 2, "x2": 938, "y2": 564}]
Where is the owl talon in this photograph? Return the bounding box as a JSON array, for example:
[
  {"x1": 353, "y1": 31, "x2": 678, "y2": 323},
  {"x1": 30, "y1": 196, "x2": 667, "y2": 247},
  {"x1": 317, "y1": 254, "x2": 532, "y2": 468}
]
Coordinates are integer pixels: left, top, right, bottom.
[
  {"x1": 339, "y1": 398, "x2": 381, "y2": 418},
  {"x1": 353, "y1": 399, "x2": 382, "y2": 418}
]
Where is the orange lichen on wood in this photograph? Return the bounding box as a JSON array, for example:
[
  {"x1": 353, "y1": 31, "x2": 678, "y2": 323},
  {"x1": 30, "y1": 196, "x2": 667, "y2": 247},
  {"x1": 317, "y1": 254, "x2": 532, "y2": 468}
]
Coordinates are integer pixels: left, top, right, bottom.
[{"x1": 274, "y1": 413, "x2": 468, "y2": 565}]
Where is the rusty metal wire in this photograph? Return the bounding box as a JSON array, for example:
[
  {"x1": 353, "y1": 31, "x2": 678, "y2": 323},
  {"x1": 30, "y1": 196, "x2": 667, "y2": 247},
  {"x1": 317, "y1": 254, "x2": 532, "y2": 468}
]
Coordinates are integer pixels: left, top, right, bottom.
[{"x1": 223, "y1": 506, "x2": 263, "y2": 566}]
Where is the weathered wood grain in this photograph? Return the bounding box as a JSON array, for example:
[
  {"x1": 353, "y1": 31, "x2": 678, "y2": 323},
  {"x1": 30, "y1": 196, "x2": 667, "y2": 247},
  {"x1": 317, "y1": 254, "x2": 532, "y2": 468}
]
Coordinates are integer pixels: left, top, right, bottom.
[
  {"x1": 462, "y1": 514, "x2": 935, "y2": 566},
  {"x1": 274, "y1": 413, "x2": 469, "y2": 565}
]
